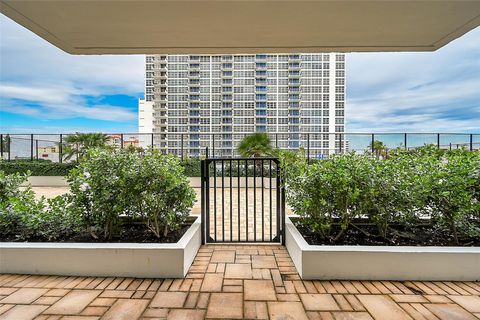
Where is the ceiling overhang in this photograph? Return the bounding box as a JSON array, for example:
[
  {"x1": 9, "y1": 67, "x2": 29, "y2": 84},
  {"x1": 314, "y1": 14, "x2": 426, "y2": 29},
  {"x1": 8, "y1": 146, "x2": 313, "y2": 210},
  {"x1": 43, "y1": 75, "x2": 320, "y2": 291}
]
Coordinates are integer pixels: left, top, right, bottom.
[{"x1": 1, "y1": 0, "x2": 480, "y2": 55}]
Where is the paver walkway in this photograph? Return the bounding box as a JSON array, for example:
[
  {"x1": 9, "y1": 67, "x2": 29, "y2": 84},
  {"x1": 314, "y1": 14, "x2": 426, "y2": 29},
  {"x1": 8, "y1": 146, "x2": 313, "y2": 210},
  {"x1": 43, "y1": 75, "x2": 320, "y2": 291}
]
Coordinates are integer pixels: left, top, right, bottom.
[{"x1": 1, "y1": 245, "x2": 480, "y2": 320}]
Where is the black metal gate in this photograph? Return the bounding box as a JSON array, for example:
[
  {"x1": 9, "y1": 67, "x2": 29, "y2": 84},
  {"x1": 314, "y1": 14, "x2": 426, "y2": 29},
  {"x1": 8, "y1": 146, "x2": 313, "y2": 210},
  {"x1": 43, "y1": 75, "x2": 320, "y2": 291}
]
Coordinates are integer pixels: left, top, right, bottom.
[{"x1": 201, "y1": 157, "x2": 285, "y2": 244}]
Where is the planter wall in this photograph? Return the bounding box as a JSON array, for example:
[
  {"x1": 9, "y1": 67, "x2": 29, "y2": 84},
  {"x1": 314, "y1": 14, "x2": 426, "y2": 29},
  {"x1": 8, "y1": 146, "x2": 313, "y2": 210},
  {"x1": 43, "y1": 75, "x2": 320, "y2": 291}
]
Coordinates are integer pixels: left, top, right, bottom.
[
  {"x1": 27, "y1": 176, "x2": 275, "y2": 189},
  {"x1": 27, "y1": 176, "x2": 68, "y2": 187},
  {"x1": 0, "y1": 217, "x2": 201, "y2": 278},
  {"x1": 285, "y1": 216, "x2": 480, "y2": 281}
]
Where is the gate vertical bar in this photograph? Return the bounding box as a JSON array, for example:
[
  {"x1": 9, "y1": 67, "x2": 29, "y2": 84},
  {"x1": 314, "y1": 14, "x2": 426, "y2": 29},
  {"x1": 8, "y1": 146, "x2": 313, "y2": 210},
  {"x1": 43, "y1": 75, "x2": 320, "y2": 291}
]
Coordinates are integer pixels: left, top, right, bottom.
[
  {"x1": 206, "y1": 159, "x2": 211, "y2": 243},
  {"x1": 213, "y1": 159, "x2": 217, "y2": 242},
  {"x1": 261, "y1": 159, "x2": 265, "y2": 241},
  {"x1": 221, "y1": 160, "x2": 225, "y2": 241},
  {"x1": 470, "y1": 134, "x2": 473, "y2": 151},
  {"x1": 281, "y1": 172, "x2": 286, "y2": 245},
  {"x1": 229, "y1": 159, "x2": 233, "y2": 242},
  {"x1": 404, "y1": 133, "x2": 407, "y2": 150},
  {"x1": 437, "y1": 134, "x2": 440, "y2": 149},
  {"x1": 275, "y1": 159, "x2": 281, "y2": 243},
  {"x1": 237, "y1": 159, "x2": 240, "y2": 242},
  {"x1": 269, "y1": 159, "x2": 272, "y2": 241},
  {"x1": 0, "y1": 134, "x2": 3, "y2": 159},
  {"x1": 201, "y1": 159, "x2": 205, "y2": 244},
  {"x1": 245, "y1": 159, "x2": 249, "y2": 241},
  {"x1": 151, "y1": 133, "x2": 154, "y2": 151},
  {"x1": 253, "y1": 158, "x2": 257, "y2": 241}
]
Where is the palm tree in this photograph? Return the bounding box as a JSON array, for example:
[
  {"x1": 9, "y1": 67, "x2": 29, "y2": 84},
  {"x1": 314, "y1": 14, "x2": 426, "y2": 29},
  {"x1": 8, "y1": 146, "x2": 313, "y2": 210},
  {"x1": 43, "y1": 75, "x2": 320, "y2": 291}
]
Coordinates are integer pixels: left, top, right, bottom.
[
  {"x1": 368, "y1": 140, "x2": 387, "y2": 158},
  {"x1": 61, "y1": 132, "x2": 110, "y2": 161},
  {"x1": 237, "y1": 133, "x2": 273, "y2": 158}
]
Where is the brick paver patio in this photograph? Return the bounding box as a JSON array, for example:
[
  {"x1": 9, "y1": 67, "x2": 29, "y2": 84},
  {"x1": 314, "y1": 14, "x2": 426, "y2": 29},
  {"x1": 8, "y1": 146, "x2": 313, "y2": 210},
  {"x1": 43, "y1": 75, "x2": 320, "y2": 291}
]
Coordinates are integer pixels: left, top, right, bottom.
[{"x1": 1, "y1": 245, "x2": 480, "y2": 319}]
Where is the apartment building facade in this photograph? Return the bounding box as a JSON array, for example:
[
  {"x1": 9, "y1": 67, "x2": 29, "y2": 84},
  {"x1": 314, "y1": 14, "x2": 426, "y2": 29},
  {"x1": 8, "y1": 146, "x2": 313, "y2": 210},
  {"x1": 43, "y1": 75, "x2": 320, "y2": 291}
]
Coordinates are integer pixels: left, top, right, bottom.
[{"x1": 140, "y1": 53, "x2": 345, "y2": 157}]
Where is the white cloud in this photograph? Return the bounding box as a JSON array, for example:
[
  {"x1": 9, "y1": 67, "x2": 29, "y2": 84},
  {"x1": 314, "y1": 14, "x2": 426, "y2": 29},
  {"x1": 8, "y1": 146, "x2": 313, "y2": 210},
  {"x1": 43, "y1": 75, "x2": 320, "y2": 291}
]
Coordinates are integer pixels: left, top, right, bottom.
[
  {"x1": 0, "y1": 15, "x2": 143, "y2": 122},
  {"x1": 346, "y1": 27, "x2": 480, "y2": 133}
]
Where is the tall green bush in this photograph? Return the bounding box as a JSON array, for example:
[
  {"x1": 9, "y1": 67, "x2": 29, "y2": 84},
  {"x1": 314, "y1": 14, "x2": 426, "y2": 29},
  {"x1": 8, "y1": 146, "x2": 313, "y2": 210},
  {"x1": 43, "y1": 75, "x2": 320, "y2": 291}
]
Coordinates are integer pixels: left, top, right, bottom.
[
  {"x1": 0, "y1": 171, "x2": 81, "y2": 241},
  {"x1": 68, "y1": 149, "x2": 195, "y2": 240},
  {"x1": 283, "y1": 146, "x2": 480, "y2": 244}
]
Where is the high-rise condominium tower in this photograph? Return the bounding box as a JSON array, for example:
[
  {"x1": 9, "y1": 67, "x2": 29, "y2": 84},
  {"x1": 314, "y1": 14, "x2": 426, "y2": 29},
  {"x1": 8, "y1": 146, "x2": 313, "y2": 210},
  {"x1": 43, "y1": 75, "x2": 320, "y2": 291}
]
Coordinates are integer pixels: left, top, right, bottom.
[{"x1": 139, "y1": 54, "x2": 345, "y2": 157}]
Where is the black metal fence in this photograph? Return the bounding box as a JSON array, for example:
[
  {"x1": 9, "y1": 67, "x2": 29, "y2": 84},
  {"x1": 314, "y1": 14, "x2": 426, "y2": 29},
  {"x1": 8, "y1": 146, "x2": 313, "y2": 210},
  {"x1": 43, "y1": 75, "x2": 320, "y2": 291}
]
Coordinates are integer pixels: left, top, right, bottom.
[
  {"x1": 201, "y1": 157, "x2": 285, "y2": 244},
  {"x1": 0, "y1": 132, "x2": 479, "y2": 162}
]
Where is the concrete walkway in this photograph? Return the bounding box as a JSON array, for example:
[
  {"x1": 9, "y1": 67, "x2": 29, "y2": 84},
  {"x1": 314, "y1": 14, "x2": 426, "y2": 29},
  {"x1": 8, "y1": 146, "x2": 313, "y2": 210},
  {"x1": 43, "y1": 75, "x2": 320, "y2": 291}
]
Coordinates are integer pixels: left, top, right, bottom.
[{"x1": 1, "y1": 245, "x2": 480, "y2": 320}]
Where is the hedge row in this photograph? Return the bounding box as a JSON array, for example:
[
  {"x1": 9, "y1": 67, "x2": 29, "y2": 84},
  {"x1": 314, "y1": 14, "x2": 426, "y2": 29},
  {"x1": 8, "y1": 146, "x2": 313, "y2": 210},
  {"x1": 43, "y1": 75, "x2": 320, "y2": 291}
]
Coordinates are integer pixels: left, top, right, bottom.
[{"x1": 0, "y1": 160, "x2": 76, "y2": 176}]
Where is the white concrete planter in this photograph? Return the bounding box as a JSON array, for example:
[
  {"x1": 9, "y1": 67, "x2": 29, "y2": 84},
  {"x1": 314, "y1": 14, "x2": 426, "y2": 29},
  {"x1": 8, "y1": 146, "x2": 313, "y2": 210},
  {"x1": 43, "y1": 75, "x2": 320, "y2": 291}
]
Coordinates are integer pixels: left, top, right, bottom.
[
  {"x1": 27, "y1": 176, "x2": 275, "y2": 189},
  {"x1": 0, "y1": 217, "x2": 201, "y2": 278},
  {"x1": 27, "y1": 176, "x2": 68, "y2": 187},
  {"x1": 285, "y1": 216, "x2": 480, "y2": 281}
]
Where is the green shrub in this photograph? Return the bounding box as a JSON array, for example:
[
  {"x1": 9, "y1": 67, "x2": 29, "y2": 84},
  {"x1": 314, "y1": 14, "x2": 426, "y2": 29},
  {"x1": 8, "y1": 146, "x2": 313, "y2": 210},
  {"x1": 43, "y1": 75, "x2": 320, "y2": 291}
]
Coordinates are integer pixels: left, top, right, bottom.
[
  {"x1": 0, "y1": 160, "x2": 76, "y2": 176},
  {"x1": 0, "y1": 171, "x2": 81, "y2": 241},
  {"x1": 68, "y1": 149, "x2": 195, "y2": 240},
  {"x1": 283, "y1": 146, "x2": 480, "y2": 244},
  {"x1": 181, "y1": 158, "x2": 202, "y2": 177}
]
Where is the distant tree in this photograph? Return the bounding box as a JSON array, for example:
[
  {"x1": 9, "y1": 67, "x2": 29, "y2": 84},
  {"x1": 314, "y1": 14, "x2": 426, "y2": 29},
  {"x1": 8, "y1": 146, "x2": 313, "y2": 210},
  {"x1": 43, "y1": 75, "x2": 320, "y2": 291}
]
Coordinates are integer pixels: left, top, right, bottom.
[
  {"x1": 368, "y1": 140, "x2": 388, "y2": 158},
  {"x1": 237, "y1": 133, "x2": 273, "y2": 158},
  {"x1": 61, "y1": 133, "x2": 110, "y2": 161}
]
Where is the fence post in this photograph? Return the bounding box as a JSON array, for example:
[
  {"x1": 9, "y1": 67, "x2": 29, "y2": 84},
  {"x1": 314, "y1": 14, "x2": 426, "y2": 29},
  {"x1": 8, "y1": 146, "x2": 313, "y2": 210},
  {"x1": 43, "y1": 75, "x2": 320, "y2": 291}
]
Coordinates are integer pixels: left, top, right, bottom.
[
  {"x1": 30, "y1": 134, "x2": 34, "y2": 161},
  {"x1": 0, "y1": 134, "x2": 3, "y2": 159},
  {"x1": 437, "y1": 133, "x2": 440, "y2": 149},
  {"x1": 206, "y1": 146, "x2": 209, "y2": 158},
  {"x1": 151, "y1": 133, "x2": 154, "y2": 151},
  {"x1": 120, "y1": 134, "x2": 124, "y2": 149},
  {"x1": 449, "y1": 143, "x2": 452, "y2": 151},
  {"x1": 339, "y1": 134, "x2": 343, "y2": 154},
  {"x1": 470, "y1": 134, "x2": 473, "y2": 151},
  {"x1": 404, "y1": 133, "x2": 407, "y2": 150},
  {"x1": 275, "y1": 133, "x2": 278, "y2": 148},
  {"x1": 35, "y1": 140, "x2": 39, "y2": 160},
  {"x1": 371, "y1": 134, "x2": 375, "y2": 154},
  {"x1": 307, "y1": 133, "x2": 310, "y2": 162},
  {"x1": 7, "y1": 135, "x2": 10, "y2": 161},
  {"x1": 180, "y1": 133, "x2": 184, "y2": 160},
  {"x1": 212, "y1": 134, "x2": 215, "y2": 158},
  {"x1": 59, "y1": 134, "x2": 63, "y2": 163}
]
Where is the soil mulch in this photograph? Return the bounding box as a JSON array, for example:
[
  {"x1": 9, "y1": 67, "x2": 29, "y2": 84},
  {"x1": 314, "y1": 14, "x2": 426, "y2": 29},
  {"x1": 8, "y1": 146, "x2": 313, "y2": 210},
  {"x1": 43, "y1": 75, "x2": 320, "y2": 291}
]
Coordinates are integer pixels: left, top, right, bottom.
[
  {"x1": 0, "y1": 218, "x2": 194, "y2": 244},
  {"x1": 293, "y1": 218, "x2": 480, "y2": 247}
]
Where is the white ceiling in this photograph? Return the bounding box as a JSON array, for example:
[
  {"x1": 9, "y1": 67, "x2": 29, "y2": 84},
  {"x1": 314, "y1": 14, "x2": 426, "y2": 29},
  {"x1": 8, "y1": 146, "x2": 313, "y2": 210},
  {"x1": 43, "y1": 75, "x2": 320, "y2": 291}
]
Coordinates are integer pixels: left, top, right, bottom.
[{"x1": 1, "y1": 0, "x2": 480, "y2": 54}]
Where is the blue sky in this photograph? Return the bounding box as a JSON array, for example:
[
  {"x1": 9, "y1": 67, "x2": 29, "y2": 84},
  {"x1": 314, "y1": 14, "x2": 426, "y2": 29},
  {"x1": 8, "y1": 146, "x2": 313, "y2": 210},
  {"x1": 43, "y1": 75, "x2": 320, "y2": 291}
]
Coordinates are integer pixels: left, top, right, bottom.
[{"x1": 0, "y1": 15, "x2": 479, "y2": 134}]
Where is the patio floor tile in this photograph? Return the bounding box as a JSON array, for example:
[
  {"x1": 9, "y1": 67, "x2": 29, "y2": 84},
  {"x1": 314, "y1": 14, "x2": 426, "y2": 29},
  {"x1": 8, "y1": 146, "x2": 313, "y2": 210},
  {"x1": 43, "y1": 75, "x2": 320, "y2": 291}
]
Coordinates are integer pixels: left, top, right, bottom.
[
  {"x1": 167, "y1": 309, "x2": 206, "y2": 320},
  {"x1": 44, "y1": 290, "x2": 100, "y2": 315},
  {"x1": 357, "y1": 295, "x2": 412, "y2": 320},
  {"x1": 0, "y1": 287, "x2": 47, "y2": 304},
  {"x1": 0, "y1": 305, "x2": 47, "y2": 320},
  {"x1": 447, "y1": 295, "x2": 480, "y2": 313},
  {"x1": 206, "y1": 292, "x2": 243, "y2": 319},
  {"x1": 267, "y1": 301, "x2": 309, "y2": 320},
  {"x1": 300, "y1": 293, "x2": 340, "y2": 311},
  {"x1": 0, "y1": 244, "x2": 479, "y2": 319},
  {"x1": 225, "y1": 263, "x2": 253, "y2": 279},
  {"x1": 251, "y1": 255, "x2": 277, "y2": 269},
  {"x1": 150, "y1": 291, "x2": 187, "y2": 308},
  {"x1": 244, "y1": 280, "x2": 276, "y2": 301},
  {"x1": 425, "y1": 303, "x2": 478, "y2": 320},
  {"x1": 101, "y1": 299, "x2": 149, "y2": 320}
]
